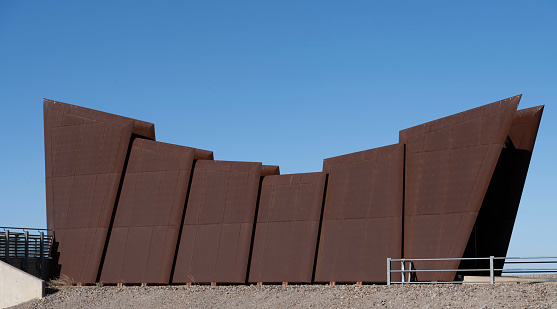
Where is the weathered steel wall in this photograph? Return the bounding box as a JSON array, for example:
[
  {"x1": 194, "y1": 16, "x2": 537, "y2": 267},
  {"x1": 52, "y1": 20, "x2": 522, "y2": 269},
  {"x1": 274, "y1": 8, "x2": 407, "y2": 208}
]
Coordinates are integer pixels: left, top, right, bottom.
[
  {"x1": 400, "y1": 95, "x2": 520, "y2": 282},
  {"x1": 314, "y1": 144, "x2": 404, "y2": 283},
  {"x1": 459, "y1": 106, "x2": 544, "y2": 276},
  {"x1": 44, "y1": 96, "x2": 543, "y2": 284},
  {"x1": 100, "y1": 139, "x2": 213, "y2": 284},
  {"x1": 172, "y1": 161, "x2": 262, "y2": 284},
  {"x1": 44, "y1": 99, "x2": 154, "y2": 284},
  {"x1": 249, "y1": 172, "x2": 326, "y2": 283}
]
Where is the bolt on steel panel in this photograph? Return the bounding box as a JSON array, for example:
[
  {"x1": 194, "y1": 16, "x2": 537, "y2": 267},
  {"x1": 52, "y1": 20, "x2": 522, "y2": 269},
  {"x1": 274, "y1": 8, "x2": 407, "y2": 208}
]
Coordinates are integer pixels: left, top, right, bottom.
[
  {"x1": 400, "y1": 95, "x2": 521, "y2": 282},
  {"x1": 459, "y1": 106, "x2": 544, "y2": 276},
  {"x1": 100, "y1": 139, "x2": 208, "y2": 284},
  {"x1": 248, "y1": 172, "x2": 326, "y2": 283},
  {"x1": 315, "y1": 143, "x2": 404, "y2": 283},
  {"x1": 173, "y1": 160, "x2": 262, "y2": 284},
  {"x1": 44, "y1": 99, "x2": 155, "y2": 284}
]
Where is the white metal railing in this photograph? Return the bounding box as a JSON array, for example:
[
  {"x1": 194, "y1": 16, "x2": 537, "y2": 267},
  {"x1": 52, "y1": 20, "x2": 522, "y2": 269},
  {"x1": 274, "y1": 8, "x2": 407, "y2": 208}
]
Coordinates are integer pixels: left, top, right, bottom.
[{"x1": 387, "y1": 256, "x2": 557, "y2": 285}]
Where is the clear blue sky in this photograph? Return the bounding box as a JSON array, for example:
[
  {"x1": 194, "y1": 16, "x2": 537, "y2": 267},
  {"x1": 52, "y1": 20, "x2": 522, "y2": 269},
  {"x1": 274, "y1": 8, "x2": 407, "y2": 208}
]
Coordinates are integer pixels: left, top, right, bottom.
[{"x1": 1, "y1": 1, "x2": 555, "y2": 257}]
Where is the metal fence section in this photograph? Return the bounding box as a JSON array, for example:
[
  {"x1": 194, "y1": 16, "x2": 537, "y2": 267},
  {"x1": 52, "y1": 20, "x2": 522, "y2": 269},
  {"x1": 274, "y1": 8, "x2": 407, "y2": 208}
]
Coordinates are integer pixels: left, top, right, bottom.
[
  {"x1": 0, "y1": 227, "x2": 53, "y2": 272},
  {"x1": 387, "y1": 256, "x2": 557, "y2": 285}
]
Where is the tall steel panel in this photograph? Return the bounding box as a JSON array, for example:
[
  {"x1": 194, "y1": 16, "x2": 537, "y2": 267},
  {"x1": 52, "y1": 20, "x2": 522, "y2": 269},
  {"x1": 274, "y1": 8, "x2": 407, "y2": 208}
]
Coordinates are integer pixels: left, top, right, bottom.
[
  {"x1": 249, "y1": 172, "x2": 326, "y2": 283},
  {"x1": 314, "y1": 144, "x2": 404, "y2": 283},
  {"x1": 172, "y1": 160, "x2": 262, "y2": 284},
  {"x1": 44, "y1": 99, "x2": 155, "y2": 283},
  {"x1": 400, "y1": 95, "x2": 520, "y2": 282},
  {"x1": 100, "y1": 139, "x2": 213, "y2": 284}
]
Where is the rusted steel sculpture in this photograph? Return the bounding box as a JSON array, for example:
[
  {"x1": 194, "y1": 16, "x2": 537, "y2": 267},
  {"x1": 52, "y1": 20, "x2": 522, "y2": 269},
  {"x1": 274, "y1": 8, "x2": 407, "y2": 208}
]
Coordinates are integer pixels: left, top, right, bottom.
[{"x1": 44, "y1": 95, "x2": 543, "y2": 284}]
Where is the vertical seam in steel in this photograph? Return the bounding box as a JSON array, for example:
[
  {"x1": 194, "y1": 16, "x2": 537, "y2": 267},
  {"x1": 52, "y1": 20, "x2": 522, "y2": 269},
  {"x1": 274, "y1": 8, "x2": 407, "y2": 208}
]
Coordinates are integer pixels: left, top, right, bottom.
[
  {"x1": 311, "y1": 173, "x2": 328, "y2": 283},
  {"x1": 169, "y1": 159, "x2": 198, "y2": 284},
  {"x1": 401, "y1": 143, "x2": 406, "y2": 262},
  {"x1": 256, "y1": 184, "x2": 274, "y2": 283},
  {"x1": 96, "y1": 134, "x2": 137, "y2": 283},
  {"x1": 211, "y1": 167, "x2": 234, "y2": 283},
  {"x1": 245, "y1": 175, "x2": 264, "y2": 284}
]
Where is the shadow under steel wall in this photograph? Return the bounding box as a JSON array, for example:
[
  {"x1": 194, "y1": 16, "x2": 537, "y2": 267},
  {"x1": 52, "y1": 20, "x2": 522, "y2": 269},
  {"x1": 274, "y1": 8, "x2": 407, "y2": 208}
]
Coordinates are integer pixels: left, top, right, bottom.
[{"x1": 457, "y1": 145, "x2": 533, "y2": 279}]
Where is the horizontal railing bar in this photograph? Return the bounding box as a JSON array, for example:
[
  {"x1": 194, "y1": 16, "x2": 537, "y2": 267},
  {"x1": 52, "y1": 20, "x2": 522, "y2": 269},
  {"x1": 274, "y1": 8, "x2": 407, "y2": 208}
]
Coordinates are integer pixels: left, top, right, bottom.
[
  {"x1": 390, "y1": 257, "x2": 491, "y2": 261},
  {"x1": 503, "y1": 257, "x2": 557, "y2": 260},
  {"x1": 504, "y1": 261, "x2": 557, "y2": 264},
  {"x1": 389, "y1": 281, "x2": 466, "y2": 284},
  {"x1": 502, "y1": 270, "x2": 557, "y2": 273},
  {"x1": 0, "y1": 227, "x2": 51, "y2": 231},
  {"x1": 393, "y1": 269, "x2": 492, "y2": 273},
  {"x1": 390, "y1": 280, "x2": 557, "y2": 284},
  {"x1": 391, "y1": 257, "x2": 557, "y2": 262}
]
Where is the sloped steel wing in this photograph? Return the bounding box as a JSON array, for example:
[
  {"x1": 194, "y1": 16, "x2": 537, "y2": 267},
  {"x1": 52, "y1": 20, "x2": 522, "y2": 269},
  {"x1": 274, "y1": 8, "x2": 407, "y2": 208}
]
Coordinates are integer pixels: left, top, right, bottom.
[
  {"x1": 459, "y1": 106, "x2": 544, "y2": 276},
  {"x1": 400, "y1": 95, "x2": 520, "y2": 282}
]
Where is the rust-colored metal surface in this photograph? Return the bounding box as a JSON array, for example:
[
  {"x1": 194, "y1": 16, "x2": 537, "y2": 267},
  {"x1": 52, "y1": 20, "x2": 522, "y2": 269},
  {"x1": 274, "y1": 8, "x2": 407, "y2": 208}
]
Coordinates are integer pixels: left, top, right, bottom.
[
  {"x1": 100, "y1": 139, "x2": 213, "y2": 284},
  {"x1": 193, "y1": 149, "x2": 214, "y2": 160},
  {"x1": 172, "y1": 160, "x2": 262, "y2": 284},
  {"x1": 400, "y1": 95, "x2": 521, "y2": 282},
  {"x1": 459, "y1": 106, "x2": 544, "y2": 275},
  {"x1": 314, "y1": 144, "x2": 404, "y2": 283},
  {"x1": 44, "y1": 99, "x2": 155, "y2": 283},
  {"x1": 44, "y1": 96, "x2": 543, "y2": 285},
  {"x1": 249, "y1": 172, "x2": 325, "y2": 283},
  {"x1": 261, "y1": 165, "x2": 280, "y2": 176}
]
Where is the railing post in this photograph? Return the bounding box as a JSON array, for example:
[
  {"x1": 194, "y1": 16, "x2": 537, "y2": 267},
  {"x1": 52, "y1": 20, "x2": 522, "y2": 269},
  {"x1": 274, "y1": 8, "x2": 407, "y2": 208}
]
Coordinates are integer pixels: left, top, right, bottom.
[
  {"x1": 490, "y1": 256, "x2": 494, "y2": 284},
  {"x1": 23, "y1": 230, "x2": 29, "y2": 271},
  {"x1": 401, "y1": 260, "x2": 405, "y2": 285},
  {"x1": 4, "y1": 229, "x2": 9, "y2": 262},
  {"x1": 409, "y1": 261, "x2": 414, "y2": 282},
  {"x1": 39, "y1": 231, "x2": 44, "y2": 272},
  {"x1": 387, "y1": 258, "x2": 391, "y2": 285}
]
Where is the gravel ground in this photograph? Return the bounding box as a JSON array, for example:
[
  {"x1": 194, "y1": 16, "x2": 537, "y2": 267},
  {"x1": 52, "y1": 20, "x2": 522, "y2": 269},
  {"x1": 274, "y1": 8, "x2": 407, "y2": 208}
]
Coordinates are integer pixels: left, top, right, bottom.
[{"x1": 11, "y1": 282, "x2": 557, "y2": 309}]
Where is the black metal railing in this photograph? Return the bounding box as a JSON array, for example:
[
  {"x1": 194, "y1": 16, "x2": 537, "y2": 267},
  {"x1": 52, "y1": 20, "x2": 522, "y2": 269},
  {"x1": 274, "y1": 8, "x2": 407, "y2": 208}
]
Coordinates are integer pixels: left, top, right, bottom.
[{"x1": 0, "y1": 227, "x2": 53, "y2": 273}]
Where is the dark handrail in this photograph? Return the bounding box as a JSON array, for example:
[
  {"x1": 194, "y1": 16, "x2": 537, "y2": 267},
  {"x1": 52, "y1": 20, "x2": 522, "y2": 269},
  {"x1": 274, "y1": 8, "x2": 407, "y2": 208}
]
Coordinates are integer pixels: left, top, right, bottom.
[{"x1": 0, "y1": 226, "x2": 51, "y2": 231}]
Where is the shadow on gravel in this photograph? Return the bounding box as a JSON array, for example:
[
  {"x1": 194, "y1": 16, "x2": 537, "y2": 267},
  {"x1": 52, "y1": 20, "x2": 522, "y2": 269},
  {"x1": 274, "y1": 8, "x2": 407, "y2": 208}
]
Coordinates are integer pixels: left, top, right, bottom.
[
  {"x1": 45, "y1": 276, "x2": 75, "y2": 296},
  {"x1": 45, "y1": 286, "x2": 61, "y2": 296}
]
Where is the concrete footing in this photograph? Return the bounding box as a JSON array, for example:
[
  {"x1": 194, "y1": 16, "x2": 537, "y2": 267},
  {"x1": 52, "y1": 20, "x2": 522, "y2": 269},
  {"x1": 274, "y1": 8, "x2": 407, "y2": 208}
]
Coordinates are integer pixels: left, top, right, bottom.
[
  {"x1": 464, "y1": 275, "x2": 557, "y2": 284},
  {"x1": 0, "y1": 260, "x2": 44, "y2": 308}
]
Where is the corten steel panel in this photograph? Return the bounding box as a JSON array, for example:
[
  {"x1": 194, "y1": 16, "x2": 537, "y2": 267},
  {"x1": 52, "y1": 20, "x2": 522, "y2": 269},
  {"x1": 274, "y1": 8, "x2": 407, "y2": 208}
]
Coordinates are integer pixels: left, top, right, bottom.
[
  {"x1": 248, "y1": 172, "x2": 326, "y2": 283},
  {"x1": 459, "y1": 106, "x2": 544, "y2": 275},
  {"x1": 193, "y1": 149, "x2": 214, "y2": 160},
  {"x1": 400, "y1": 95, "x2": 521, "y2": 282},
  {"x1": 261, "y1": 165, "x2": 280, "y2": 176},
  {"x1": 100, "y1": 139, "x2": 212, "y2": 284},
  {"x1": 173, "y1": 160, "x2": 262, "y2": 284},
  {"x1": 314, "y1": 144, "x2": 404, "y2": 283},
  {"x1": 44, "y1": 99, "x2": 155, "y2": 284}
]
